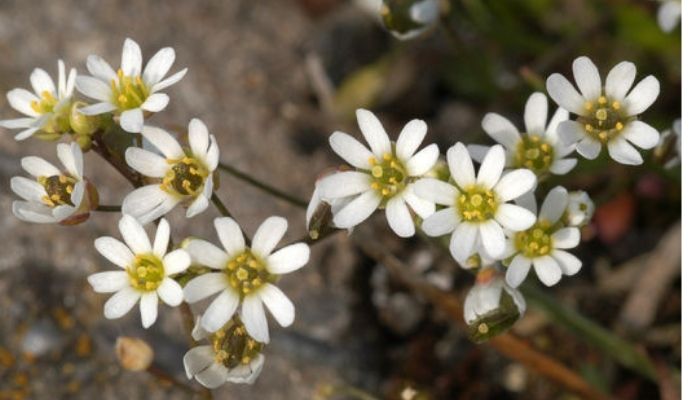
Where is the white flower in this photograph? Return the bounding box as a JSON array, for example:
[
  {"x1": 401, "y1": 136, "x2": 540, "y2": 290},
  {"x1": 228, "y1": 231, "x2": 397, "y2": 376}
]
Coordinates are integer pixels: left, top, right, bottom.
[
  {"x1": 11, "y1": 142, "x2": 91, "y2": 224},
  {"x1": 75, "y1": 38, "x2": 187, "y2": 133},
  {"x1": 503, "y1": 187, "x2": 582, "y2": 288},
  {"x1": 88, "y1": 214, "x2": 190, "y2": 328},
  {"x1": 122, "y1": 119, "x2": 219, "y2": 224},
  {"x1": 318, "y1": 109, "x2": 439, "y2": 238},
  {"x1": 657, "y1": 0, "x2": 681, "y2": 32},
  {"x1": 380, "y1": 0, "x2": 440, "y2": 40},
  {"x1": 414, "y1": 144, "x2": 537, "y2": 263},
  {"x1": 183, "y1": 216, "x2": 310, "y2": 343},
  {"x1": 0, "y1": 60, "x2": 76, "y2": 140},
  {"x1": 463, "y1": 268, "x2": 526, "y2": 326},
  {"x1": 184, "y1": 316, "x2": 265, "y2": 388},
  {"x1": 468, "y1": 92, "x2": 576, "y2": 176},
  {"x1": 546, "y1": 57, "x2": 661, "y2": 165},
  {"x1": 565, "y1": 190, "x2": 595, "y2": 227}
]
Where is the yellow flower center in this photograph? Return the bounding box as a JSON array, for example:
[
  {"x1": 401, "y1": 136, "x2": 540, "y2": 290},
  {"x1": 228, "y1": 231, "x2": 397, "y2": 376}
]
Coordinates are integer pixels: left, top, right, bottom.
[
  {"x1": 127, "y1": 254, "x2": 165, "y2": 292},
  {"x1": 161, "y1": 157, "x2": 209, "y2": 197},
  {"x1": 211, "y1": 316, "x2": 264, "y2": 369},
  {"x1": 30, "y1": 90, "x2": 58, "y2": 115},
  {"x1": 368, "y1": 152, "x2": 407, "y2": 199},
  {"x1": 515, "y1": 135, "x2": 554, "y2": 175},
  {"x1": 514, "y1": 220, "x2": 553, "y2": 258},
  {"x1": 111, "y1": 69, "x2": 150, "y2": 111},
  {"x1": 39, "y1": 175, "x2": 77, "y2": 207},
  {"x1": 578, "y1": 95, "x2": 630, "y2": 144},
  {"x1": 456, "y1": 185, "x2": 499, "y2": 222},
  {"x1": 225, "y1": 250, "x2": 276, "y2": 296}
]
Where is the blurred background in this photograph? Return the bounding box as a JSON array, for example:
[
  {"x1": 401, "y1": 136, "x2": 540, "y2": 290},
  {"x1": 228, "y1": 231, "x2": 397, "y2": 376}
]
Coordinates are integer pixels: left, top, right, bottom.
[{"x1": 0, "y1": 0, "x2": 681, "y2": 399}]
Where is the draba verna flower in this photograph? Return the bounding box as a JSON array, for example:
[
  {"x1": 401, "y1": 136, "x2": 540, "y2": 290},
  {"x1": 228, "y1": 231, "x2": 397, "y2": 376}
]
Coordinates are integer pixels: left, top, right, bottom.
[
  {"x1": 75, "y1": 38, "x2": 187, "y2": 133},
  {"x1": 318, "y1": 109, "x2": 439, "y2": 238},
  {"x1": 0, "y1": 60, "x2": 76, "y2": 140},
  {"x1": 565, "y1": 190, "x2": 595, "y2": 227},
  {"x1": 122, "y1": 119, "x2": 219, "y2": 224},
  {"x1": 88, "y1": 214, "x2": 190, "y2": 328},
  {"x1": 657, "y1": 0, "x2": 681, "y2": 33},
  {"x1": 468, "y1": 92, "x2": 577, "y2": 177},
  {"x1": 414, "y1": 144, "x2": 537, "y2": 263},
  {"x1": 503, "y1": 186, "x2": 582, "y2": 288},
  {"x1": 183, "y1": 216, "x2": 310, "y2": 343},
  {"x1": 11, "y1": 142, "x2": 95, "y2": 224},
  {"x1": 546, "y1": 57, "x2": 661, "y2": 165},
  {"x1": 184, "y1": 316, "x2": 265, "y2": 388},
  {"x1": 464, "y1": 267, "x2": 526, "y2": 343}
]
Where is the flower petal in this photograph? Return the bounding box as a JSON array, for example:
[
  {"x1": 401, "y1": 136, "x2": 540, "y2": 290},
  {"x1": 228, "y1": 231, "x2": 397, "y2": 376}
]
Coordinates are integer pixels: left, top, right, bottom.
[
  {"x1": 318, "y1": 171, "x2": 370, "y2": 199},
  {"x1": 551, "y1": 250, "x2": 582, "y2": 276},
  {"x1": 608, "y1": 138, "x2": 643, "y2": 165},
  {"x1": 572, "y1": 56, "x2": 601, "y2": 100},
  {"x1": 6, "y1": 88, "x2": 40, "y2": 117},
  {"x1": 479, "y1": 220, "x2": 506, "y2": 258},
  {"x1": 481, "y1": 113, "x2": 521, "y2": 151},
  {"x1": 421, "y1": 207, "x2": 461, "y2": 236},
  {"x1": 549, "y1": 158, "x2": 577, "y2": 175},
  {"x1": 493, "y1": 169, "x2": 536, "y2": 202},
  {"x1": 143, "y1": 47, "x2": 175, "y2": 87},
  {"x1": 185, "y1": 239, "x2": 229, "y2": 269},
  {"x1": 413, "y1": 178, "x2": 458, "y2": 206},
  {"x1": 476, "y1": 145, "x2": 505, "y2": 189},
  {"x1": 95, "y1": 237, "x2": 134, "y2": 268},
  {"x1": 12, "y1": 201, "x2": 55, "y2": 223},
  {"x1": 402, "y1": 184, "x2": 435, "y2": 218},
  {"x1": 121, "y1": 38, "x2": 143, "y2": 77},
  {"x1": 157, "y1": 277, "x2": 184, "y2": 306},
  {"x1": 552, "y1": 227, "x2": 581, "y2": 249},
  {"x1": 164, "y1": 249, "x2": 191, "y2": 275},
  {"x1": 624, "y1": 76, "x2": 660, "y2": 116},
  {"x1": 184, "y1": 346, "x2": 215, "y2": 379},
  {"x1": 188, "y1": 118, "x2": 210, "y2": 160},
  {"x1": 576, "y1": 136, "x2": 602, "y2": 159},
  {"x1": 30, "y1": 68, "x2": 56, "y2": 97},
  {"x1": 533, "y1": 256, "x2": 562, "y2": 287},
  {"x1": 258, "y1": 284, "x2": 295, "y2": 327},
  {"x1": 506, "y1": 255, "x2": 532, "y2": 288},
  {"x1": 251, "y1": 216, "x2": 288, "y2": 257},
  {"x1": 119, "y1": 108, "x2": 144, "y2": 133},
  {"x1": 80, "y1": 102, "x2": 117, "y2": 115},
  {"x1": 86, "y1": 55, "x2": 117, "y2": 83},
  {"x1": 449, "y1": 222, "x2": 478, "y2": 264},
  {"x1": 121, "y1": 185, "x2": 173, "y2": 223},
  {"x1": 183, "y1": 273, "x2": 228, "y2": 303},
  {"x1": 386, "y1": 196, "x2": 415, "y2": 237},
  {"x1": 195, "y1": 364, "x2": 228, "y2": 389},
  {"x1": 539, "y1": 186, "x2": 568, "y2": 223},
  {"x1": 605, "y1": 61, "x2": 636, "y2": 100},
  {"x1": 140, "y1": 291, "x2": 159, "y2": 328},
  {"x1": 141, "y1": 93, "x2": 169, "y2": 112},
  {"x1": 329, "y1": 131, "x2": 373, "y2": 169},
  {"x1": 356, "y1": 109, "x2": 391, "y2": 157},
  {"x1": 545, "y1": 107, "x2": 570, "y2": 140},
  {"x1": 546, "y1": 74, "x2": 586, "y2": 115},
  {"x1": 104, "y1": 287, "x2": 140, "y2": 319},
  {"x1": 266, "y1": 243, "x2": 310, "y2": 274},
  {"x1": 201, "y1": 289, "x2": 240, "y2": 332},
  {"x1": 119, "y1": 214, "x2": 152, "y2": 254},
  {"x1": 125, "y1": 147, "x2": 169, "y2": 177},
  {"x1": 495, "y1": 204, "x2": 536, "y2": 231},
  {"x1": 241, "y1": 295, "x2": 269, "y2": 343},
  {"x1": 75, "y1": 76, "x2": 112, "y2": 102},
  {"x1": 0, "y1": 117, "x2": 35, "y2": 129},
  {"x1": 140, "y1": 126, "x2": 185, "y2": 159},
  {"x1": 623, "y1": 120, "x2": 660, "y2": 150},
  {"x1": 406, "y1": 144, "x2": 439, "y2": 177},
  {"x1": 88, "y1": 271, "x2": 129, "y2": 293},
  {"x1": 214, "y1": 217, "x2": 246, "y2": 255},
  {"x1": 524, "y1": 92, "x2": 548, "y2": 135},
  {"x1": 151, "y1": 68, "x2": 188, "y2": 92},
  {"x1": 56, "y1": 142, "x2": 83, "y2": 178},
  {"x1": 11, "y1": 176, "x2": 46, "y2": 202},
  {"x1": 185, "y1": 194, "x2": 209, "y2": 218},
  {"x1": 20, "y1": 156, "x2": 60, "y2": 178},
  {"x1": 332, "y1": 190, "x2": 381, "y2": 229},
  {"x1": 396, "y1": 119, "x2": 427, "y2": 161}
]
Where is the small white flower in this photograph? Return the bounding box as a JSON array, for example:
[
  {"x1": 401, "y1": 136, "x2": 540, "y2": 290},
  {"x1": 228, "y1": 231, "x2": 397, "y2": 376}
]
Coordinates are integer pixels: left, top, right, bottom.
[
  {"x1": 415, "y1": 144, "x2": 537, "y2": 263},
  {"x1": 657, "y1": 0, "x2": 681, "y2": 33},
  {"x1": 183, "y1": 216, "x2": 310, "y2": 343},
  {"x1": 0, "y1": 60, "x2": 76, "y2": 140},
  {"x1": 75, "y1": 38, "x2": 187, "y2": 133},
  {"x1": 546, "y1": 57, "x2": 661, "y2": 165},
  {"x1": 122, "y1": 119, "x2": 219, "y2": 224},
  {"x1": 464, "y1": 268, "x2": 526, "y2": 326},
  {"x1": 318, "y1": 109, "x2": 439, "y2": 238},
  {"x1": 503, "y1": 187, "x2": 583, "y2": 288},
  {"x1": 11, "y1": 142, "x2": 90, "y2": 224},
  {"x1": 469, "y1": 92, "x2": 576, "y2": 176},
  {"x1": 184, "y1": 316, "x2": 265, "y2": 388},
  {"x1": 88, "y1": 214, "x2": 190, "y2": 328},
  {"x1": 565, "y1": 190, "x2": 595, "y2": 227}
]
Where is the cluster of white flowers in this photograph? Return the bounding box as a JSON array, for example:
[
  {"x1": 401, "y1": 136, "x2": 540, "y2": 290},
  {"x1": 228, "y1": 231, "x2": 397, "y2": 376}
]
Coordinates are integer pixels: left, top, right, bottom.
[
  {"x1": 2, "y1": 38, "x2": 309, "y2": 388},
  {"x1": 309, "y1": 56, "x2": 660, "y2": 331}
]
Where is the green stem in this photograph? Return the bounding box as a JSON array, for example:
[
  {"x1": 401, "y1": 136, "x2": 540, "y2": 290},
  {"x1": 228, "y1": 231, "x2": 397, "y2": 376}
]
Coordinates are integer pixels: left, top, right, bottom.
[
  {"x1": 218, "y1": 162, "x2": 307, "y2": 209},
  {"x1": 95, "y1": 204, "x2": 122, "y2": 212},
  {"x1": 519, "y1": 282, "x2": 657, "y2": 381}
]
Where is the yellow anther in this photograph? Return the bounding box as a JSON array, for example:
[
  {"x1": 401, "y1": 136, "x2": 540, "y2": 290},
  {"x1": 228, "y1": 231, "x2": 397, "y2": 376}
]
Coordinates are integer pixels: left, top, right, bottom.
[
  {"x1": 478, "y1": 323, "x2": 489, "y2": 334},
  {"x1": 584, "y1": 102, "x2": 593, "y2": 111},
  {"x1": 236, "y1": 268, "x2": 249, "y2": 280},
  {"x1": 470, "y1": 194, "x2": 483, "y2": 207},
  {"x1": 598, "y1": 131, "x2": 608, "y2": 141},
  {"x1": 585, "y1": 124, "x2": 594, "y2": 132},
  {"x1": 615, "y1": 122, "x2": 624, "y2": 131},
  {"x1": 597, "y1": 96, "x2": 608, "y2": 105},
  {"x1": 383, "y1": 153, "x2": 392, "y2": 161},
  {"x1": 371, "y1": 166, "x2": 383, "y2": 178},
  {"x1": 370, "y1": 182, "x2": 380, "y2": 190},
  {"x1": 612, "y1": 101, "x2": 621, "y2": 110}
]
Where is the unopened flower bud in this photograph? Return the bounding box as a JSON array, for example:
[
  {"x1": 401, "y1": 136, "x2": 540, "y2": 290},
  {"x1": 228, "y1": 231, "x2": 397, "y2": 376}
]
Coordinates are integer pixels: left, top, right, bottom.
[
  {"x1": 464, "y1": 268, "x2": 526, "y2": 343},
  {"x1": 380, "y1": 0, "x2": 440, "y2": 40},
  {"x1": 70, "y1": 101, "x2": 102, "y2": 136},
  {"x1": 306, "y1": 171, "x2": 353, "y2": 240},
  {"x1": 115, "y1": 336, "x2": 154, "y2": 371}
]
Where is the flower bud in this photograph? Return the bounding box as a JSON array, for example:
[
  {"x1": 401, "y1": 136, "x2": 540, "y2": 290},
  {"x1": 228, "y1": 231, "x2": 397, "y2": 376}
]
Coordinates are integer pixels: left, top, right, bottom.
[
  {"x1": 565, "y1": 191, "x2": 595, "y2": 227},
  {"x1": 69, "y1": 101, "x2": 102, "y2": 136},
  {"x1": 115, "y1": 336, "x2": 154, "y2": 371},
  {"x1": 306, "y1": 171, "x2": 353, "y2": 240},
  {"x1": 380, "y1": 0, "x2": 440, "y2": 40},
  {"x1": 464, "y1": 268, "x2": 526, "y2": 343}
]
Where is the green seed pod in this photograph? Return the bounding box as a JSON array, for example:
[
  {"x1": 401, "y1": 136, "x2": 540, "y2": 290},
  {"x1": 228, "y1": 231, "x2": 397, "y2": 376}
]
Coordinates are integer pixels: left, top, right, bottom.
[{"x1": 69, "y1": 101, "x2": 102, "y2": 136}]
